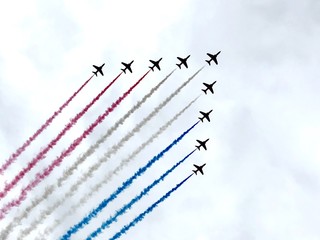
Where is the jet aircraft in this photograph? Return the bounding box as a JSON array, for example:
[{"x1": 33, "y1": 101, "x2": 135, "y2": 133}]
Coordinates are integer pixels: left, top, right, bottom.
[
  {"x1": 199, "y1": 110, "x2": 213, "y2": 122},
  {"x1": 196, "y1": 138, "x2": 209, "y2": 151},
  {"x1": 202, "y1": 81, "x2": 216, "y2": 94},
  {"x1": 205, "y1": 51, "x2": 221, "y2": 65},
  {"x1": 176, "y1": 55, "x2": 190, "y2": 69},
  {"x1": 149, "y1": 58, "x2": 162, "y2": 71},
  {"x1": 92, "y1": 63, "x2": 105, "y2": 76},
  {"x1": 193, "y1": 163, "x2": 206, "y2": 175},
  {"x1": 121, "y1": 60, "x2": 134, "y2": 73}
]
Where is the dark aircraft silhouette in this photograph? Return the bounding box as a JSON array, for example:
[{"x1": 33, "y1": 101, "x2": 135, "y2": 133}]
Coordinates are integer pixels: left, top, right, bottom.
[
  {"x1": 196, "y1": 138, "x2": 209, "y2": 151},
  {"x1": 202, "y1": 81, "x2": 216, "y2": 94},
  {"x1": 149, "y1": 58, "x2": 162, "y2": 71},
  {"x1": 206, "y1": 51, "x2": 221, "y2": 65},
  {"x1": 176, "y1": 55, "x2": 190, "y2": 69},
  {"x1": 193, "y1": 163, "x2": 206, "y2": 175},
  {"x1": 199, "y1": 110, "x2": 213, "y2": 122},
  {"x1": 92, "y1": 63, "x2": 105, "y2": 76},
  {"x1": 121, "y1": 60, "x2": 134, "y2": 73}
]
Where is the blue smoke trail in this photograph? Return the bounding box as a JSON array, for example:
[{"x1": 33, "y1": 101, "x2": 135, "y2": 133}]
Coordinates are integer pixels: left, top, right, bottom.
[
  {"x1": 60, "y1": 121, "x2": 199, "y2": 240},
  {"x1": 87, "y1": 149, "x2": 197, "y2": 239},
  {"x1": 109, "y1": 173, "x2": 194, "y2": 240}
]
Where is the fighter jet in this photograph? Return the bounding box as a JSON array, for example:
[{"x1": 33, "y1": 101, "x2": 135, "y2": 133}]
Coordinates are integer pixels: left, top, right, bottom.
[
  {"x1": 92, "y1": 63, "x2": 105, "y2": 76},
  {"x1": 193, "y1": 163, "x2": 206, "y2": 175},
  {"x1": 199, "y1": 110, "x2": 213, "y2": 122},
  {"x1": 121, "y1": 60, "x2": 134, "y2": 73},
  {"x1": 202, "y1": 81, "x2": 216, "y2": 94},
  {"x1": 176, "y1": 55, "x2": 190, "y2": 69},
  {"x1": 149, "y1": 58, "x2": 162, "y2": 71},
  {"x1": 205, "y1": 51, "x2": 221, "y2": 66},
  {"x1": 195, "y1": 138, "x2": 209, "y2": 151}
]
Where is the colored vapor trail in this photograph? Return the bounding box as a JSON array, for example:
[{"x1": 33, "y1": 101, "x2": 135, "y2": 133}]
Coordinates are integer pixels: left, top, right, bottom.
[
  {"x1": 15, "y1": 70, "x2": 176, "y2": 238},
  {"x1": 0, "y1": 70, "x2": 176, "y2": 239},
  {"x1": 109, "y1": 173, "x2": 194, "y2": 240},
  {"x1": 60, "y1": 121, "x2": 199, "y2": 240},
  {"x1": 0, "y1": 75, "x2": 94, "y2": 175},
  {"x1": 87, "y1": 149, "x2": 196, "y2": 239},
  {"x1": 35, "y1": 68, "x2": 202, "y2": 237},
  {"x1": 0, "y1": 72, "x2": 122, "y2": 200},
  {"x1": 58, "y1": 69, "x2": 176, "y2": 187},
  {"x1": 41, "y1": 95, "x2": 199, "y2": 237},
  {"x1": 59, "y1": 67, "x2": 203, "y2": 189},
  {"x1": 0, "y1": 71, "x2": 149, "y2": 220}
]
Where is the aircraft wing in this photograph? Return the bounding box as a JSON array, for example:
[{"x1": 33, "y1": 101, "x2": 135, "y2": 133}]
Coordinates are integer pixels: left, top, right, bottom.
[{"x1": 207, "y1": 53, "x2": 214, "y2": 58}]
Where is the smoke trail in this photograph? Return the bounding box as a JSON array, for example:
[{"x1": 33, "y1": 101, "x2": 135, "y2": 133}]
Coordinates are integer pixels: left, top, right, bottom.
[
  {"x1": 0, "y1": 71, "x2": 176, "y2": 239},
  {"x1": 110, "y1": 173, "x2": 194, "y2": 240},
  {"x1": 59, "y1": 68, "x2": 203, "y2": 189},
  {"x1": 20, "y1": 149, "x2": 196, "y2": 240},
  {"x1": 41, "y1": 95, "x2": 199, "y2": 237},
  {"x1": 42, "y1": 67, "x2": 203, "y2": 237},
  {"x1": 58, "y1": 70, "x2": 176, "y2": 187},
  {"x1": 0, "y1": 72, "x2": 122, "y2": 200},
  {"x1": 0, "y1": 75, "x2": 94, "y2": 175},
  {"x1": 42, "y1": 68, "x2": 202, "y2": 238},
  {"x1": 0, "y1": 71, "x2": 149, "y2": 220},
  {"x1": 87, "y1": 149, "x2": 196, "y2": 239},
  {"x1": 60, "y1": 121, "x2": 199, "y2": 240}
]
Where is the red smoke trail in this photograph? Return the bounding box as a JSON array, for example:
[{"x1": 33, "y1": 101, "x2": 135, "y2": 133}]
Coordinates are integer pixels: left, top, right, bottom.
[
  {"x1": 0, "y1": 73, "x2": 122, "y2": 200},
  {"x1": 0, "y1": 71, "x2": 150, "y2": 220},
  {"x1": 0, "y1": 75, "x2": 94, "y2": 175}
]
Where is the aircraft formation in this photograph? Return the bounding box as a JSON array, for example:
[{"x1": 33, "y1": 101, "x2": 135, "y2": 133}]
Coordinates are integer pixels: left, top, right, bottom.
[
  {"x1": 92, "y1": 53, "x2": 217, "y2": 179},
  {"x1": 0, "y1": 51, "x2": 220, "y2": 239},
  {"x1": 92, "y1": 53, "x2": 217, "y2": 176},
  {"x1": 91, "y1": 51, "x2": 221, "y2": 76}
]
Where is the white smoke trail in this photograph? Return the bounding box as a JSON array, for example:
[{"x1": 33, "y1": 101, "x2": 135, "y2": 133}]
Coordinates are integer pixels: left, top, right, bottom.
[
  {"x1": 0, "y1": 70, "x2": 175, "y2": 240},
  {"x1": 25, "y1": 67, "x2": 203, "y2": 239}
]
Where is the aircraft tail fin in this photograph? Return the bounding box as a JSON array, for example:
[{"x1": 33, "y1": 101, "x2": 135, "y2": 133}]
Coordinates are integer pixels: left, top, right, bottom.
[
  {"x1": 149, "y1": 66, "x2": 154, "y2": 71},
  {"x1": 93, "y1": 71, "x2": 97, "y2": 76},
  {"x1": 206, "y1": 60, "x2": 211, "y2": 66},
  {"x1": 193, "y1": 170, "x2": 198, "y2": 175},
  {"x1": 121, "y1": 68, "x2": 126, "y2": 74},
  {"x1": 202, "y1": 89, "x2": 207, "y2": 94},
  {"x1": 176, "y1": 63, "x2": 182, "y2": 69},
  {"x1": 196, "y1": 145, "x2": 201, "y2": 151},
  {"x1": 198, "y1": 116, "x2": 204, "y2": 122}
]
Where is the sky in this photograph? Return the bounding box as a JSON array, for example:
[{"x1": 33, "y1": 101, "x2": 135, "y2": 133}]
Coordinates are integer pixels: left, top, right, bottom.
[{"x1": 1, "y1": 0, "x2": 320, "y2": 239}]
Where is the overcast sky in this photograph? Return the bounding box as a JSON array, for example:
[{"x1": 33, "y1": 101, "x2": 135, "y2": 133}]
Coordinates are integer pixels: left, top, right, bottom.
[{"x1": 1, "y1": 0, "x2": 320, "y2": 239}]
